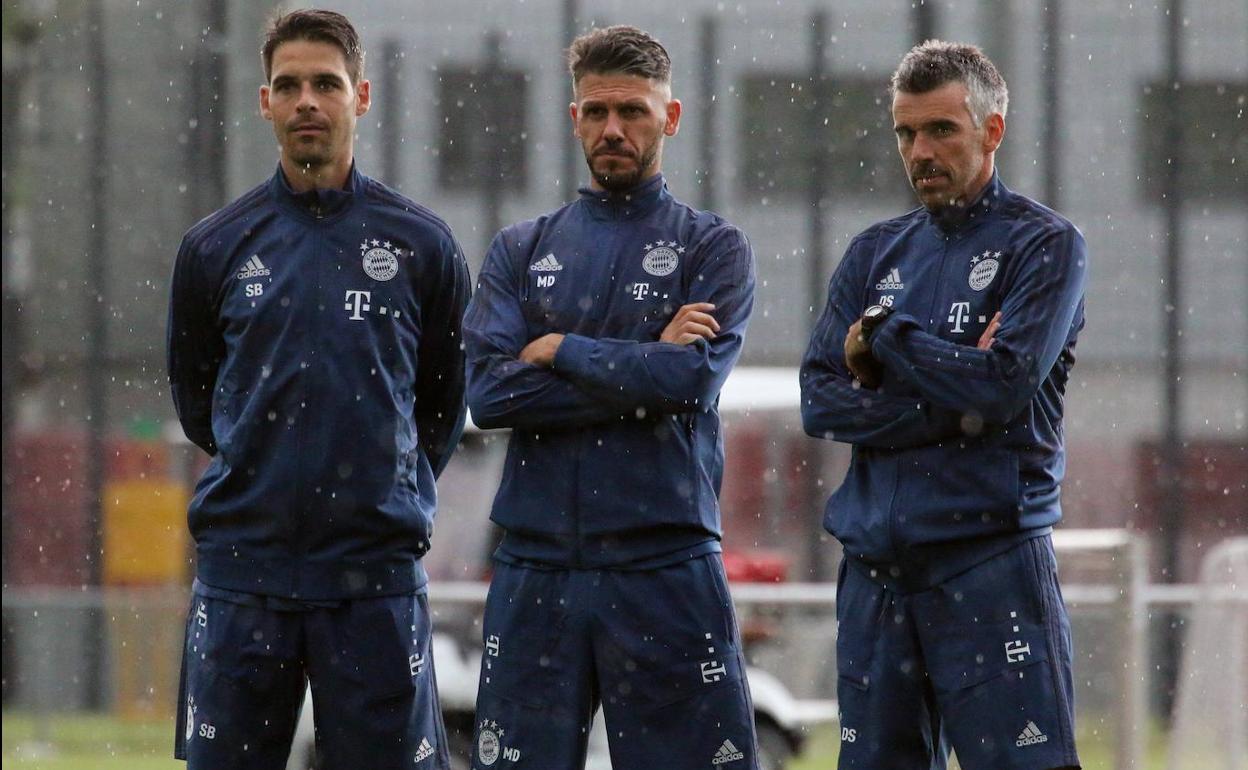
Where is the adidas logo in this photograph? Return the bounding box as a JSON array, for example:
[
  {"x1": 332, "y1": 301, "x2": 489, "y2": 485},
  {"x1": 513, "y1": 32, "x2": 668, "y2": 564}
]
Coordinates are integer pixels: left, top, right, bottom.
[
  {"x1": 1016, "y1": 720, "x2": 1049, "y2": 747},
  {"x1": 414, "y1": 736, "x2": 435, "y2": 762},
  {"x1": 711, "y1": 739, "x2": 745, "y2": 765},
  {"x1": 530, "y1": 254, "x2": 563, "y2": 272},
  {"x1": 874, "y1": 267, "x2": 903, "y2": 290},
  {"x1": 236, "y1": 255, "x2": 271, "y2": 279}
]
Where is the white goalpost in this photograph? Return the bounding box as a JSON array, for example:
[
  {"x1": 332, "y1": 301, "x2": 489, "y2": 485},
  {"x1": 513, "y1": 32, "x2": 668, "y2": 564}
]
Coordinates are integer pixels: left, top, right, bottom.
[{"x1": 1167, "y1": 537, "x2": 1248, "y2": 770}]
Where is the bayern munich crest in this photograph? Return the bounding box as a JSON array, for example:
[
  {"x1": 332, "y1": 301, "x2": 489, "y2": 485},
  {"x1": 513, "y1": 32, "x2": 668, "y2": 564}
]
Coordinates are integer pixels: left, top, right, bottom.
[
  {"x1": 642, "y1": 240, "x2": 684, "y2": 277},
  {"x1": 360, "y1": 239, "x2": 402, "y2": 282},
  {"x1": 969, "y1": 250, "x2": 1001, "y2": 291},
  {"x1": 477, "y1": 720, "x2": 502, "y2": 766}
]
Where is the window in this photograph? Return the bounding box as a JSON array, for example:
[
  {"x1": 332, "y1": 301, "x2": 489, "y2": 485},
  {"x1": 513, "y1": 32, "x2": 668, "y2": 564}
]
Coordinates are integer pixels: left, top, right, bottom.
[
  {"x1": 739, "y1": 73, "x2": 906, "y2": 200},
  {"x1": 436, "y1": 67, "x2": 528, "y2": 192},
  {"x1": 1138, "y1": 80, "x2": 1248, "y2": 205}
]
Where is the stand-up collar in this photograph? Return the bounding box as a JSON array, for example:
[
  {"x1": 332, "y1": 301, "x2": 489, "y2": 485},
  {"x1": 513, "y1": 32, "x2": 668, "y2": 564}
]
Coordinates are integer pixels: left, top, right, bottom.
[
  {"x1": 578, "y1": 173, "x2": 669, "y2": 221},
  {"x1": 270, "y1": 163, "x2": 364, "y2": 221},
  {"x1": 927, "y1": 170, "x2": 1005, "y2": 233}
]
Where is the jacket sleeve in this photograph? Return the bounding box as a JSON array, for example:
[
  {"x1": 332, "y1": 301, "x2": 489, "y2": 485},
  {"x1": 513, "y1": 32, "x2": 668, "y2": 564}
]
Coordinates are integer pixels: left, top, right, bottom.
[
  {"x1": 551, "y1": 226, "x2": 754, "y2": 415},
  {"x1": 799, "y1": 234, "x2": 966, "y2": 448},
  {"x1": 869, "y1": 224, "x2": 1088, "y2": 425},
  {"x1": 415, "y1": 232, "x2": 472, "y2": 478},
  {"x1": 464, "y1": 232, "x2": 633, "y2": 430},
  {"x1": 166, "y1": 233, "x2": 224, "y2": 456}
]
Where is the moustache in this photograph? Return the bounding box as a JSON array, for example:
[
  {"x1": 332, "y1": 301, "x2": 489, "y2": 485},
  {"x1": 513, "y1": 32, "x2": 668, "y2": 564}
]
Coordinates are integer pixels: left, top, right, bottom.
[{"x1": 911, "y1": 163, "x2": 947, "y2": 182}]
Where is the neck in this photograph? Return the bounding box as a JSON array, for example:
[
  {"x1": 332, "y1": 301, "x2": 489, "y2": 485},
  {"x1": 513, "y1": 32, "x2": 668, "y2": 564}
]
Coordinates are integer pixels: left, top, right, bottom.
[
  {"x1": 962, "y1": 160, "x2": 995, "y2": 205},
  {"x1": 280, "y1": 154, "x2": 353, "y2": 193},
  {"x1": 590, "y1": 164, "x2": 662, "y2": 194}
]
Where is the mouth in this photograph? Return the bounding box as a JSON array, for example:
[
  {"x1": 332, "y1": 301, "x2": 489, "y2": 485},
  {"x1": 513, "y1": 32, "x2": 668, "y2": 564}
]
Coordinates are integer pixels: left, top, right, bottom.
[
  {"x1": 912, "y1": 170, "x2": 948, "y2": 189},
  {"x1": 593, "y1": 149, "x2": 635, "y2": 161},
  {"x1": 290, "y1": 123, "x2": 327, "y2": 137}
]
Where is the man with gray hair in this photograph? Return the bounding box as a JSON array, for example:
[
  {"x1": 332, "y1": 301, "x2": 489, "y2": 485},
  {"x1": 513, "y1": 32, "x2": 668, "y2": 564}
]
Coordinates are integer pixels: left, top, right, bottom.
[
  {"x1": 801, "y1": 41, "x2": 1085, "y2": 770},
  {"x1": 463, "y1": 24, "x2": 760, "y2": 770}
]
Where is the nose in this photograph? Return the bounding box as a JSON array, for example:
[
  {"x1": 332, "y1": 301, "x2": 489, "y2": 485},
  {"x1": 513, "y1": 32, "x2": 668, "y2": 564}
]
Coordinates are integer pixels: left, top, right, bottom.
[
  {"x1": 296, "y1": 82, "x2": 319, "y2": 112},
  {"x1": 602, "y1": 110, "x2": 625, "y2": 142},
  {"x1": 909, "y1": 131, "x2": 935, "y2": 162}
]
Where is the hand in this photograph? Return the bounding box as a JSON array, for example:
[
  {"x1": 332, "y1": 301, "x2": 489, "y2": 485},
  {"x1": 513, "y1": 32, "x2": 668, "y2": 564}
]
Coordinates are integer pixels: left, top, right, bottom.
[
  {"x1": 977, "y1": 311, "x2": 1002, "y2": 350},
  {"x1": 661, "y1": 302, "x2": 720, "y2": 345},
  {"x1": 518, "y1": 333, "x2": 565, "y2": 368},
  {"x1": 844, "y1": 319, "x2": 883, "y2": 389}
]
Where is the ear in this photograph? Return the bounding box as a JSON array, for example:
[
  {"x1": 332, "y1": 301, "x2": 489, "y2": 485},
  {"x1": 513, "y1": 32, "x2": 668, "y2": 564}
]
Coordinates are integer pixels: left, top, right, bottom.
[
  {"x1": 664, "y1": 98, "x2": 682, "y2": 137},
  {"x1": 355, "y1": 79, "x2": 371, "y2": 117},
  {"x1": 569, "y1": 101, "x2": 580, "y2": 137},
  {"x1": 260, "y1": 84, "x2": 272, "y2": 121},
  {"x1": 983, "y1": 112, "x2": 1005, "y2": 153}
]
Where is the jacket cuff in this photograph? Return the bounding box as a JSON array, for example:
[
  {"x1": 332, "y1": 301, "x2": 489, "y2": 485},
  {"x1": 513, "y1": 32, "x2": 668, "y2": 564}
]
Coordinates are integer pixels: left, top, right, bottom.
[
  {"x1": 869, "y1": 312, "x2": 917, "y2": 360},
  {"x1": 552, "y1": 332, "x2": 596, "y2": 379}
]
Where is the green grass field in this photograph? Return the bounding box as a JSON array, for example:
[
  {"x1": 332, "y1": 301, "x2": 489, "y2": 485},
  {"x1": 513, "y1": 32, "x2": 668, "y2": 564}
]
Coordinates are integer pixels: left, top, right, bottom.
[
  {"x1": 4, "y1": 711, "x2": 1169, "y2": 769},
  {"x1": 3, "y1": 712, "x2": 180, "y2": 770}
]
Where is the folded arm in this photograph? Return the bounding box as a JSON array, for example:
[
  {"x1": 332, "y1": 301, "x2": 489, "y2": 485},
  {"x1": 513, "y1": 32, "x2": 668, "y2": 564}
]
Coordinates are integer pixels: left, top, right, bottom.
[
  {"x1": 551, "y1": 227, "x2": 755, "y2": 415},
  {"x1": 870, "y1": 226, "x2": 1087, "y2": 424}
]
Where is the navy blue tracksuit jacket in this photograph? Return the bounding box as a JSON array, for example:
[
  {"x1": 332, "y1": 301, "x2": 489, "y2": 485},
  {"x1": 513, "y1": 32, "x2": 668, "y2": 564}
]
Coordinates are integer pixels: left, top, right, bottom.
[
  {"x1": 463, "y1": 175, "x2": 756, "y2": 568},
  {"x1": 800, "y1": 173, "x2": 1087, "y2": 588},
  {"x1": 167, "y1": 166, "x2": 471, "y2": 600}
]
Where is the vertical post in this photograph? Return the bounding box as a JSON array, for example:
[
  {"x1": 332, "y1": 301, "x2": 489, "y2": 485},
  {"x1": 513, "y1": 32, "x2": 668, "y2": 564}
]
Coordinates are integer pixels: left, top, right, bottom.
[
  {"x1": 698, "y1": 15, "x2": 719, "y2": 212},
  {"x1": 805, "y1": 10, "x2": 831, "y2": 582},
  {"x1": 913, "y1": 0, "x2": 938, "y2": 44},
  {"x1": 84, "y1": 0, "x2": 111, "y2": 709},
  {"x1": 481, "y1": 32, "x2": 504, "y2": 255},
  {"x1": 561, "y1": 0, "x2": 580, "y2": 201},
  {"x1": 1158, "y1": 0, "x2": 1185, "y2": 724},
  {"x1": 1117, "y1": 533, "x2": 1148, "y2": 770},
  {"x1": 1041, "y1": 0, "x2": 1062, "y2": 209},
  {"x1": 380, "y1": 39, "x2": 403, "y2": 189},
  {"x1": 2, "y1": 8, "x2": 40, "y2": 597}
]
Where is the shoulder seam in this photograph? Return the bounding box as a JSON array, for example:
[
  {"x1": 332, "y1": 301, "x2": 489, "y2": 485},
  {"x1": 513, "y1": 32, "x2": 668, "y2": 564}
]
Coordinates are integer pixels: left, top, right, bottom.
[
  {"x1": 364, "y1": 180, "x2": 459, "y2": 244},
  {"x1": 183, "y1": 183, "x2": 270, "y2": 251}
]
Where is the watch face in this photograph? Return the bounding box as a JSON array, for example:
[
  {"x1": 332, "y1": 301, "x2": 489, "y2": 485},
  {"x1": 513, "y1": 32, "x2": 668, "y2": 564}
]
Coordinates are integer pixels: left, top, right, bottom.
[{"x1": 864, "y1": 305, "x2": 886, "y2": 320}]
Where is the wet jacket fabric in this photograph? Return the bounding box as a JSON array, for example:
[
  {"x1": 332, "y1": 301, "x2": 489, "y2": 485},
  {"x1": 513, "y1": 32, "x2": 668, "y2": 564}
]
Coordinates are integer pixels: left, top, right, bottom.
[
  {"x1": 800, "y1": 173, "x2": 1087, "y2": 591},
  {"x1": 167, "y1": 165, "x2": 470, "y2": 600},
  {"x1": 463, "y1": 174, "x2": 755, "y2": 568}
]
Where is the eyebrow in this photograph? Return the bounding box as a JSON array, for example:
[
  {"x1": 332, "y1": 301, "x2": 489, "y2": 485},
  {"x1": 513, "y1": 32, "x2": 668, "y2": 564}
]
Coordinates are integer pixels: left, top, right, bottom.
[
  {"x1": 271, "y1": 71, "x2": 347, "y2": 86},
  {"x1": 894, "y1": 118, "x2": 958, "y2": 133}
]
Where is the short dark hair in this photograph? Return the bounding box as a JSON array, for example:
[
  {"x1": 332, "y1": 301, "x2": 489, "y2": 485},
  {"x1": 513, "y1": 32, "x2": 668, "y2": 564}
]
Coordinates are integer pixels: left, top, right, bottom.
[
  {"x1": 567, "y1": 25, "x2": 671, "y2": 90},
  {"x1": 890, "y1": 40, "x2": 1008, "y2": 125},
  {"x1": 261, "y1": 9, "x2": 365, "y2": 84}
]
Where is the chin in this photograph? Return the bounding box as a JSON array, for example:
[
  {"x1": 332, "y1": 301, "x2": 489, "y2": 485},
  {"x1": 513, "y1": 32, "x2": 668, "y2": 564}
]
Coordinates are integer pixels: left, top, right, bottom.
[
  {"x1": 592, "y1": 164, "x2": 642, "y2": 192},
  {"x1": 287, "y1": 150, "x2": 331, "y2": 170}
]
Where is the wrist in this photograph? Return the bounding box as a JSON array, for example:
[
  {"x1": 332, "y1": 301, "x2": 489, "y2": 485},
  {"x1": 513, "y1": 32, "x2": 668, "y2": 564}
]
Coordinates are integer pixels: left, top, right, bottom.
[{"x1": 859, "y1": 304, "x2": 892, "y2": 344}]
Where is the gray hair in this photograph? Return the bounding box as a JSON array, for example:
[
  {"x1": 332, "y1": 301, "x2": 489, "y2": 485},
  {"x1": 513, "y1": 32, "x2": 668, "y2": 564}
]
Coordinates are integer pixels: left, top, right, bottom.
[{"x1": 890, "y1": 40, "x2": 1008, "y2": 126}]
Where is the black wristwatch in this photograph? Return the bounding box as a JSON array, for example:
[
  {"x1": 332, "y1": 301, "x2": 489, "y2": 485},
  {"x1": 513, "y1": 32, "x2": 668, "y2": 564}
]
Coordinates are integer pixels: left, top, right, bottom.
[{"x1": 859, "y1": 304, "x2": 892, "y2": 341}]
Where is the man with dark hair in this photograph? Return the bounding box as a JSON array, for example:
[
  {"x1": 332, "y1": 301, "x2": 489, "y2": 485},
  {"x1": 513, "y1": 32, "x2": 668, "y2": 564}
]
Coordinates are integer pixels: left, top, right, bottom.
[
  {"x1": 167, "y1": 9, "x2": 470, "y2": 769},
  {"x1": 463, "y1": 24, "x2": 761, "y2": 770},
  {"x1": 801, "y1": 40, "x2": 1085, "y2": 770}
]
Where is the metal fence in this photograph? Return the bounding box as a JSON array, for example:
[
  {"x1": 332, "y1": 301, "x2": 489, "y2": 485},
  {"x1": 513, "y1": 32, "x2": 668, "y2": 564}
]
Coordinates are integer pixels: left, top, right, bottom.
[{"x1": 7, "y1": 529, "x2": 1231, "y2": 770}]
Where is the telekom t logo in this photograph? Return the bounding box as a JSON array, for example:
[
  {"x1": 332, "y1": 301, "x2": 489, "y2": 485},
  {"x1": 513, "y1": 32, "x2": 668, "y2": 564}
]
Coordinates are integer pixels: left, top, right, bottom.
[
  {"x1": 345, "y1": 290, "x2": 371, "y2": 320},
  {"x1": 947, "y1": 301, "x2": 971, "y2": 333}
]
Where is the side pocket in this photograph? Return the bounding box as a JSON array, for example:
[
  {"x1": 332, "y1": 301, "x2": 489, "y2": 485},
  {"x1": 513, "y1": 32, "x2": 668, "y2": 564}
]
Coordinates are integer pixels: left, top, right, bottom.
[
  {"x1": 704, "y1": 553, "x2": 740, "y2": 649},
  {"x1": 835, "y1": 562, "x2": 883, "y2": 692}
]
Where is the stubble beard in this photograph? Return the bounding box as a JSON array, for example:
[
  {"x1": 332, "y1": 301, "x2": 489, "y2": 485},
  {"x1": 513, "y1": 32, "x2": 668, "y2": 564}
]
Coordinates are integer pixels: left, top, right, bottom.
[
  {"x1": 286, "y1": 141, "x2": 333, "y2": 176},
  {"x1": 587, "y1": 143, "x2": 659, "y2": 193}
]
